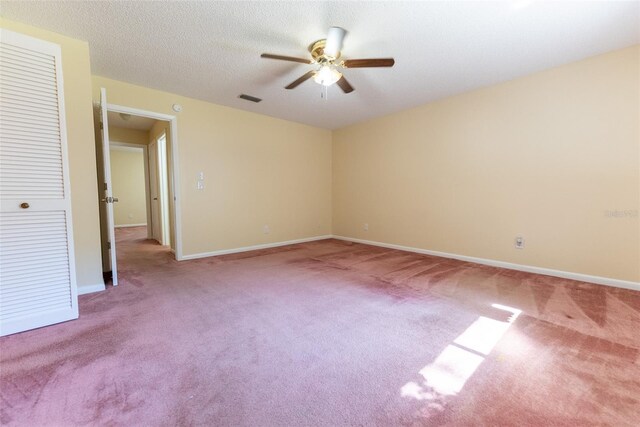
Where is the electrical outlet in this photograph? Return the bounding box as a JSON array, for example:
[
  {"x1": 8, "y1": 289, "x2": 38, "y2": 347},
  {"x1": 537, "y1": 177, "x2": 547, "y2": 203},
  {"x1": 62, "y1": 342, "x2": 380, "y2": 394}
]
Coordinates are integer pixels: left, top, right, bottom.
[
  {"x1": 363, "y1": 223, "x2": 369, "y2": 231},
  {"x1": 515, "y1": 236, "x2": 525, "y2": 249},
  {"x1": 263, "y1": 225, "x2": 270, "y2": 234}
]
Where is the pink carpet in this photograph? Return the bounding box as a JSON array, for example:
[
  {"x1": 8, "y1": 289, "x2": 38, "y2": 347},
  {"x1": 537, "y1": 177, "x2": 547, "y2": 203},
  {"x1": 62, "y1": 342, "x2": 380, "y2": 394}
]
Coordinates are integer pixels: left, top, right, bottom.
[{"x1": 1, "y1": 226, "x2": 639, "y2": 426}]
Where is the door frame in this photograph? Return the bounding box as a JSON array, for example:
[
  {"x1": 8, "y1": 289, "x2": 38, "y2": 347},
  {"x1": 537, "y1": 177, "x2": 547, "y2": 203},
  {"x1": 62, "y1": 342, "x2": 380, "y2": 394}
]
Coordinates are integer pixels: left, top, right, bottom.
[
  {"x1": 105, "y1": 103, "x2": 183, "y2": 260},
  {"x1": 156, "y1": 132, "x2": 170, "y2": 246},
  {"x1": 147, "y1": 138, "x2": 161, "y2": 243}
]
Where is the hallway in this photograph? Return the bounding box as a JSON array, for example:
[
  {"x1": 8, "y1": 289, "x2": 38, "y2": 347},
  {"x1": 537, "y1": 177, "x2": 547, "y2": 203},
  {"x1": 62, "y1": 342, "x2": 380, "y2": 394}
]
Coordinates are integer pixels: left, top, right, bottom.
[{"x1": 115, "y1": 225, "x2": 172, "y2": 281}]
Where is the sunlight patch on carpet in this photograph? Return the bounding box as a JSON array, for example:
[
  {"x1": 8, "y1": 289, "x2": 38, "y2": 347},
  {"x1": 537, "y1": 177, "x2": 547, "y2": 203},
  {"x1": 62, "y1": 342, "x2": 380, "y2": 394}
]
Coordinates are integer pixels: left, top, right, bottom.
[{"x1": 402, "y1": 303, "x2": 522, "y2": 398}]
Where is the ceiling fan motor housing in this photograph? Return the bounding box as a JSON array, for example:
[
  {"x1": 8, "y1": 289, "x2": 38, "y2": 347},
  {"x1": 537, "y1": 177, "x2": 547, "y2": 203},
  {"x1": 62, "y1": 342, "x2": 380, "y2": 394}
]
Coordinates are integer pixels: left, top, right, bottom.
[{"x1": 310, "y1": 39, "x2": 340, "y2": 63}]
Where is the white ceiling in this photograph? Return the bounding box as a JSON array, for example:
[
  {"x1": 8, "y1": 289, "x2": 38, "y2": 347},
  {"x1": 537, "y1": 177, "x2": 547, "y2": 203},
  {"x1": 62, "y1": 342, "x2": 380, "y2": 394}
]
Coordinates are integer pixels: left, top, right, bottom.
[
  {"x1": 107, "y1": 111, "x2": 156, "y2": 131},
  {"x1": 1, "y1": 1, "x2": 638, "y2": 129}
]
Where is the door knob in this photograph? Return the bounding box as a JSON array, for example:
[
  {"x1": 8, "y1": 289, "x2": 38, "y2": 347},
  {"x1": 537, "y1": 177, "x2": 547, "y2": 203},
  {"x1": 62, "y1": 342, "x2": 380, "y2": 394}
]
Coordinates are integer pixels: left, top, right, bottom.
[{"x1": 20, "y1": 202, "x2": 29, "y2": 209}]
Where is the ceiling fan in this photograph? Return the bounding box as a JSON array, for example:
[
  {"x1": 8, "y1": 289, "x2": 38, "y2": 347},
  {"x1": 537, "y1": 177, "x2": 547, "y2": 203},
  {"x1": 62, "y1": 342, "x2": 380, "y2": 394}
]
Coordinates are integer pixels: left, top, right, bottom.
[{"x1": 261, "y1": 27, "x2": 394, "y2": 94}]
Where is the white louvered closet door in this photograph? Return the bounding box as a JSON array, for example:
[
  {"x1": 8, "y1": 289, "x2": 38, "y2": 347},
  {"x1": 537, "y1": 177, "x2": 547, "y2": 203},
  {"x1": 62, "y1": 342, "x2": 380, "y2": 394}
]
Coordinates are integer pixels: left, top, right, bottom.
[{"x1": 0, "y1": 29, "x2": 78, "y2": 336}]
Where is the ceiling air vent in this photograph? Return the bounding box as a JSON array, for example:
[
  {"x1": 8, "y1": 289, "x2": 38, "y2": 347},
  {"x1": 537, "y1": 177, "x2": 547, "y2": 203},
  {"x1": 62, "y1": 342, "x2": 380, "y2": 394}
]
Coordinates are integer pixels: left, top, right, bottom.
[{"x1": 239, "y1": 94, "x2": 262, "y2": 103}]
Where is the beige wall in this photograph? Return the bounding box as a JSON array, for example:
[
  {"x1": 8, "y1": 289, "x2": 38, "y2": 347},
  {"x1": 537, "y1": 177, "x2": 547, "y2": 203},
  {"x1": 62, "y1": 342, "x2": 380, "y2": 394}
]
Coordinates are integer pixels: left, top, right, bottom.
[
  {"x1": 0, "y1": 18, "x2": 104, "y2": 291},
  {"x1": 110, "y1": 148, "x2": 147, "y2": 226},
  {"x1": 93, "y1": 76, "x2": 333, "y2": 256},
  {"x1": 148, "y1": 120, "x2": 169, "y2": 145},
  {"x1": 109, "y1": 126, "x2": 149, "y2": 145},
  {"x1": 333, "y1": 46, "x2": 640, "y2": 282},
  {"x1": 3, "y1": 18, "x2": 636, "y2": 288}
]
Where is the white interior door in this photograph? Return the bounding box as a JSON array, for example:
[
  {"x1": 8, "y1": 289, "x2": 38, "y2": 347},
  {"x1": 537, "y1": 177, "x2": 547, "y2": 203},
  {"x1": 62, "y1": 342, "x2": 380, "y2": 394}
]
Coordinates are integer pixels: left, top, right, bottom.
[
  {"x1": 157, "y1": 133, "x2": 170, "y2": 246},
  {"x1": 0, "y1": 29, "x2": 79, "y2": 335},
  {"x1": 99, "y1": 88, "x2": 118, "y2": 286},
  {"x1": 148, "y1": 140, "x2": 161, "y2": 243}
]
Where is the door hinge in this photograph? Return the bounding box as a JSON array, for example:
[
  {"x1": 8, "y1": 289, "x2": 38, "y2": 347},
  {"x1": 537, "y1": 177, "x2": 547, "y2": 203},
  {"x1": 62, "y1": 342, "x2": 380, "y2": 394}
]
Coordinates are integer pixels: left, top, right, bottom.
[
  {"x1": 107, "y1": 241, "x2": 111, "y2": 250},
  {"x1": 104, "y1": 183, "x2": 108, "y2": 190},
  {"x1": 100, "y1": 122, "x2": 104, "y2": 130}
]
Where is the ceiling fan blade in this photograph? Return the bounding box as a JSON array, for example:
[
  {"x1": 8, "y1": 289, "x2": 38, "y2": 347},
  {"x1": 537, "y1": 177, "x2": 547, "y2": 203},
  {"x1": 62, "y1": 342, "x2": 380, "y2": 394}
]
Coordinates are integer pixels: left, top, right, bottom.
[
  {"x1": 324, "y1": 27, "x2": 347, "y2": 58},
  {"x1": 261, "y1": 53, "x2": 312, "y2": 64},
  {"x1": 343, "y1": 58, "x2": 395, "y2": 68},
  {"x1": 336, "y1": 75, "x2": 354, "y2": 94},
  {"x1": 285, "y1": 70, "x2": 316, "y2": 89}
]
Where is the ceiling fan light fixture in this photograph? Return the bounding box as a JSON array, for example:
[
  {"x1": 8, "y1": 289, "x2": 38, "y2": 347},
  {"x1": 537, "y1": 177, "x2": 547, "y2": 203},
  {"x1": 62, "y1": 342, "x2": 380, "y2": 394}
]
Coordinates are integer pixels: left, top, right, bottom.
[{"x1": 313, "y1": 65, "x2": 342, "y2": 87}]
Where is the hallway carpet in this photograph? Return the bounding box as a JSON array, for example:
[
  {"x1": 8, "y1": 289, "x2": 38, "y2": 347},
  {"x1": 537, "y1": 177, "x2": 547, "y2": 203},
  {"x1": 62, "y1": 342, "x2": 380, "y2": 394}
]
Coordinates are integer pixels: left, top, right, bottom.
[{"x1": 1, "y1": 227, "x2": 639, "y2": 426}]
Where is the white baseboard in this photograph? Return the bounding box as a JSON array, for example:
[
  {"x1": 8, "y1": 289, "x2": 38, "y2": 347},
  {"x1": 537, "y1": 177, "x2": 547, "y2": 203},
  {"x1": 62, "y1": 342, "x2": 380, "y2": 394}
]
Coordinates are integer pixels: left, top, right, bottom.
[
  {"x1": 77, "y1": 234, "x2": 638, "y2": 293},
  {"x1": 115, "y1": 223, "x2": 147, "y2": 228},
  {"x1": 77, "y1": 283, "x2": 106, "y2": 295},
  {"x1": 181, "y1": 235, "x2": 333, "y2": 260},
  {"x1": 332, "y1": 235, "x2": 640, "y2": 292}
]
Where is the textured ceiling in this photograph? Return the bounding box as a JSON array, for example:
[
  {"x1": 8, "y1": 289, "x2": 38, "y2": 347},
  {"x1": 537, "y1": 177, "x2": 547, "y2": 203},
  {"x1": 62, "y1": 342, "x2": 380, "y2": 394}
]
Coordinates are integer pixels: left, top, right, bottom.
[
  {"x1": 1, "y1": 1, "x2": 638, "y2": 129},
  {"x1": 107, "y1": 111, "x2": 156, "y2": 131}
]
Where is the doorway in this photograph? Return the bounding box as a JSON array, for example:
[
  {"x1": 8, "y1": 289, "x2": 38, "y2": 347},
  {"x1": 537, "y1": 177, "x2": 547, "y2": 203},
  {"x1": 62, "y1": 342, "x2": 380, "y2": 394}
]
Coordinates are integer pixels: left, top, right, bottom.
[
  {"x1": 95, "y1": 89, "x2": 182, "y2": 286},
  {"x1": 110, "y1": 142, "x2": 149, "y2": 234}
]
